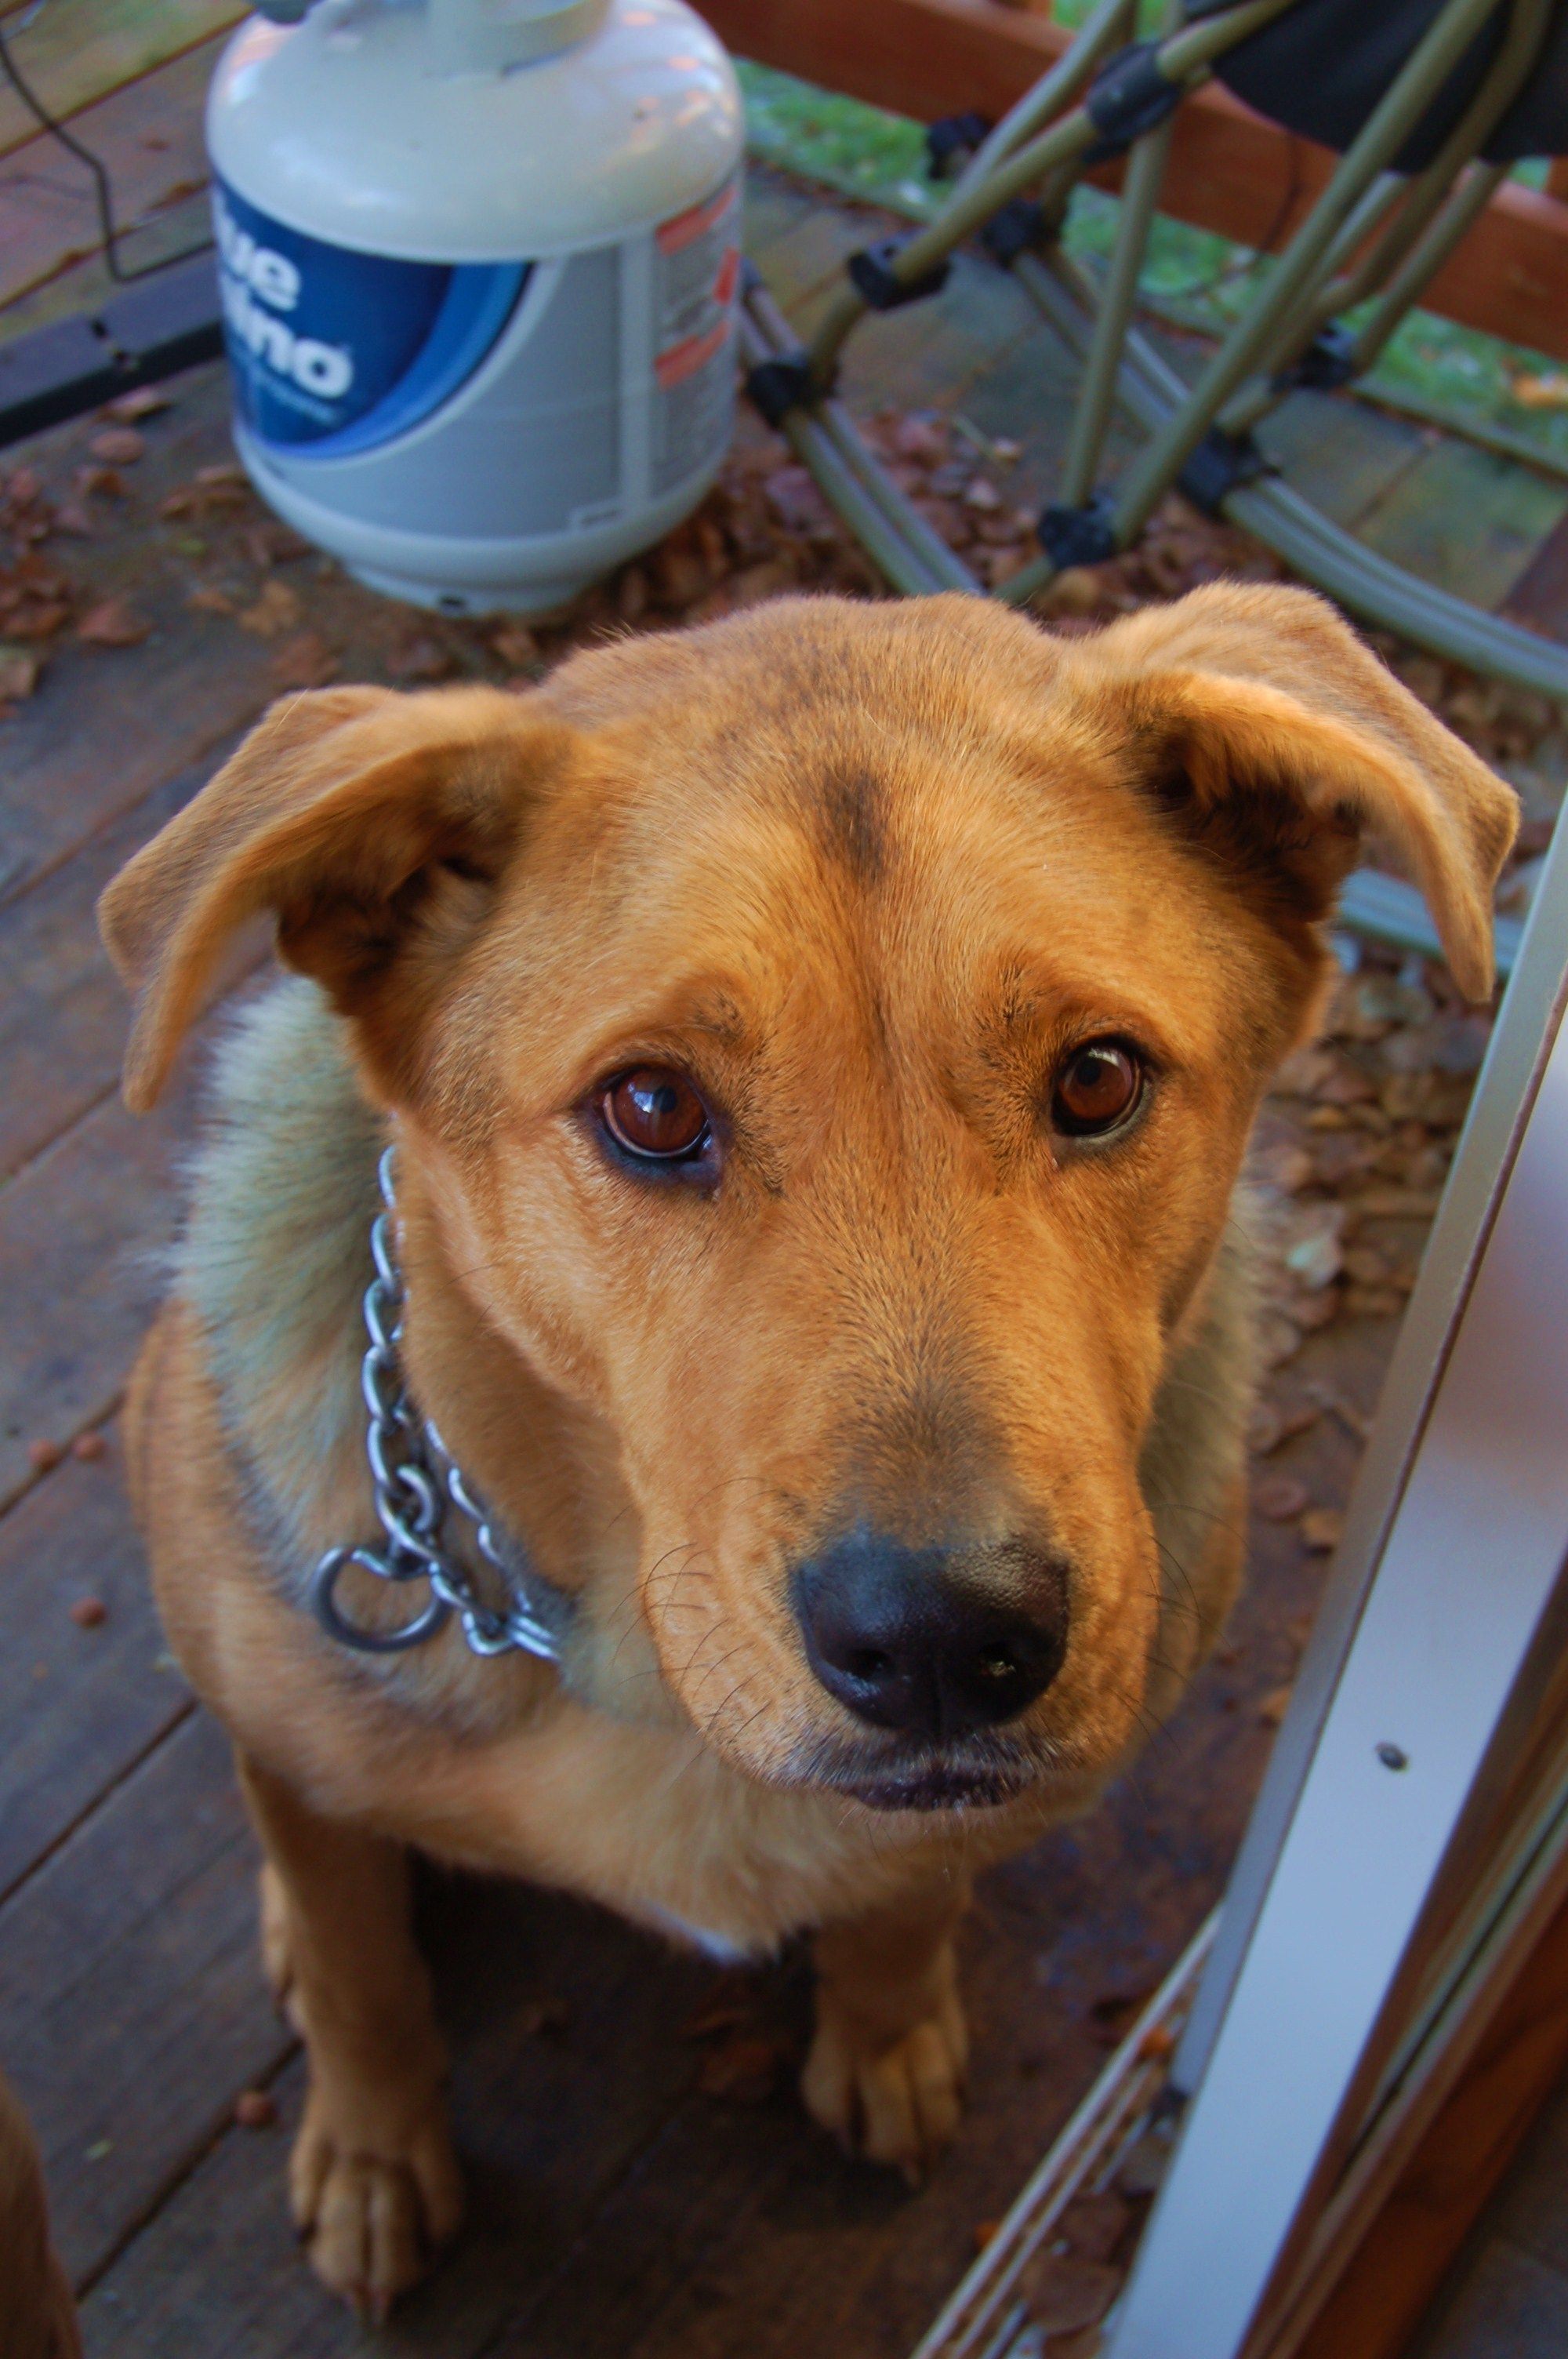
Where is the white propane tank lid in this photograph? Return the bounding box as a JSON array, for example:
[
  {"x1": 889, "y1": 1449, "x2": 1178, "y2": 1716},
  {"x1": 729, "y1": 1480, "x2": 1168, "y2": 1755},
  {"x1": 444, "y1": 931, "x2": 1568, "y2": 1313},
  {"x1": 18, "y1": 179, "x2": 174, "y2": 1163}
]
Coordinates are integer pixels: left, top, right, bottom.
[
  {"x1": 209, "y1": 0, "x2": 742, "y2": 260},
  {"x1": 427, "y1": 0, "x2": 608, "y2": 73}
]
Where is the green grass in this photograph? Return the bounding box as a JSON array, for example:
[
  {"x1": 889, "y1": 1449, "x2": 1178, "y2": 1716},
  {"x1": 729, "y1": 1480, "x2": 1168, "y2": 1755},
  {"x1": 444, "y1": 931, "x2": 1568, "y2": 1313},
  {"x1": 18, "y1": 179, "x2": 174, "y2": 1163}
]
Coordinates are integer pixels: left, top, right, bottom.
[{"x1": 736, "y1": 58, "x2": 1568, "y2": 475}]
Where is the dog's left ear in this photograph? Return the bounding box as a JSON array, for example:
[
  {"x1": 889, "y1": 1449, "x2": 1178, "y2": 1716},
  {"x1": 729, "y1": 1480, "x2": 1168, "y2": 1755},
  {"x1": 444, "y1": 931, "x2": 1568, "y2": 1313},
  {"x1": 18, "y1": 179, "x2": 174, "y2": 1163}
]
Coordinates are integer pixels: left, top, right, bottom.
[
  {"x1": 99, "y1": 682, "x2": 572, "y2": 1110},
  {"x1": 1076, "y1": 582, "x2": 1519, "y2": 1001}
]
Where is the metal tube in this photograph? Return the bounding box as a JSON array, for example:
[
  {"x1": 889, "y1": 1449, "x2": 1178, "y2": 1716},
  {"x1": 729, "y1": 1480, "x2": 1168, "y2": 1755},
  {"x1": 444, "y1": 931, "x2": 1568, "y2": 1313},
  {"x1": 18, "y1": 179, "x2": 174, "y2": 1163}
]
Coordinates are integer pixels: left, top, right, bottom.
[
  {"x1": 1350, "y1": 158, "x2": 1511, "y2": 373},
  {"x1": 1109, "y1": 0, "x2": 1511, "y2": 547},
  {"x1": 815, "y1": 401, "x2": 985, "y2": 594},
  {"x1": 1231, "y1": 0, "x2": 1552, "y2": 404},
  {"x1": 737, "y1": 307, "x2": 950, "y2": 596},
  {"x1": 804, "y1": 0, "x2": 1298, "y2": 392},
  {"x1": 954, "y1": 0, "x2": 1135, "y2": 198},
  {"x1": 1057, "y1": 111, "x2": 1177, "y2": 507}
]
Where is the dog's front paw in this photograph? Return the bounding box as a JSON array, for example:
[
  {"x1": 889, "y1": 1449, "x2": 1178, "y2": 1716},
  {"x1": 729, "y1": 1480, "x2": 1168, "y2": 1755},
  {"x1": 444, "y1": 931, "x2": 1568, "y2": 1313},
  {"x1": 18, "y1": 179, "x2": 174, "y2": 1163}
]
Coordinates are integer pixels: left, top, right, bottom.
[
  {"x1": 289, "y1": 2093, "x2": 464, "y2": 2320},
  {"x1": 802, "y1": 1976, "x2": 968, "y2": 2187}
]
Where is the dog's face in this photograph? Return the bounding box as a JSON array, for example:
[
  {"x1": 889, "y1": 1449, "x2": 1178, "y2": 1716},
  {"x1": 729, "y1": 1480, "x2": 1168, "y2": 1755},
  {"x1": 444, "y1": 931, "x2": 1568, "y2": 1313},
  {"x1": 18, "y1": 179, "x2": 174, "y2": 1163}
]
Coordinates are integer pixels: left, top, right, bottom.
[{"x1": 102, "y1": 587, "x2": 1514, "y2": 1812}]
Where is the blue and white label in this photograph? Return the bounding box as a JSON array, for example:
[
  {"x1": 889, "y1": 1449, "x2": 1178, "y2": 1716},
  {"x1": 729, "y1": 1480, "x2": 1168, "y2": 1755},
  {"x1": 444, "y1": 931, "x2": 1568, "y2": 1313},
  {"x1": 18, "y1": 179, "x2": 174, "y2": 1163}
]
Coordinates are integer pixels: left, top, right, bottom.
[{"x1": 215, "y1": 181, "x2": 528, "y2": 458}]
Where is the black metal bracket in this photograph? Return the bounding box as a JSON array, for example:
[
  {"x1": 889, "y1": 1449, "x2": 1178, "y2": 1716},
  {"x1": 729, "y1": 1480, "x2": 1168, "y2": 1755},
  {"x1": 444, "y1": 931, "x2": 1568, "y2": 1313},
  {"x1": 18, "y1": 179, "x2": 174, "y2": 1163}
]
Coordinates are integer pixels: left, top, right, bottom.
[
  {"x1": 847, "y1": 237, "x2": 951, "y2": 312},
  {"x1": 744, "y1": 353, "x2": 816, "y2": 427},
  {"x1": 0, "y1": 249, "x2": 223, "y2": 452},
  {"x1": 1083, "y1": 41, "x2": 1184, "y2": 165},
  {"x1": 981, "y1": 198, "x2": 1045, "y2": 268},
  {"x1": 926, "y1": 111, "x2": 992, "y2": 180},
  {"x1": 1177, "y1": 427, "x2": 1268, "y2": 514},
  {"x1": 1278, "y1": 325, "x2": 1358, "y2": 393},
  {"x1": 1037, "y1": 494, "x2": 1117, "y2": 569}
]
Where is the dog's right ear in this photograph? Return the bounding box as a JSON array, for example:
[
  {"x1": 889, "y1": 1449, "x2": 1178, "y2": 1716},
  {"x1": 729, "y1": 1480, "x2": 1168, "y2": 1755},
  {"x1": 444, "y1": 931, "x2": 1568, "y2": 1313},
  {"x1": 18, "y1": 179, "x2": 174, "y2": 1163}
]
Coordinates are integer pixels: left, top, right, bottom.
[{"x1": 98, "y1": 682, "x2": 572, "y2": 1112}]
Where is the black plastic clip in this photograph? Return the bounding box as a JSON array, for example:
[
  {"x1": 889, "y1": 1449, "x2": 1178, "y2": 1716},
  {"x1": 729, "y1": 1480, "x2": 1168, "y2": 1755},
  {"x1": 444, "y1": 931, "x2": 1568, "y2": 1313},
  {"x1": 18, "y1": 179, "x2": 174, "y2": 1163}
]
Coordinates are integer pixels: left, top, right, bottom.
[
  {"x1": 1278, "y1": 325, "x2": 1357, "y2": 393},
  {"x1": 744, "y1": 354, "x2": 815, "y2": 427},
  {"x1": 1177, "y1": 427, "x2": 1266, "y2": 514},
  {"x1": 926, "y1": 111, "x2": 992, "y2": 180},
  {"x1": 981, "y1": 198, "x2": 1045, "y2": 267},
  {"x1": 1037, "y1": 495, "x2": 1117, "y2": 569},
  {"x1": 848, "y1": 237, "x2": 951, "y2": 312},
  {"x1": 1083, "y1": 41, "x2": 1184, "y2": 165}
]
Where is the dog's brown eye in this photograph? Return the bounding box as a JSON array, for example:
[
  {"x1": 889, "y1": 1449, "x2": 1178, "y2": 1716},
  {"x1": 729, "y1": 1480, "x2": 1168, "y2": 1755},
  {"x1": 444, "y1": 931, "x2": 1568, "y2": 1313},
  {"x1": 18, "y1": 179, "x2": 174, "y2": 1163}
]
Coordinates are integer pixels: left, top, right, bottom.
[
  {"x1": 1051, "y1": 1041, "x2": 1142, "y2": 1137},
  {"x1": 601, "y1": 1067, "x2": 710, "y2": 1161}
]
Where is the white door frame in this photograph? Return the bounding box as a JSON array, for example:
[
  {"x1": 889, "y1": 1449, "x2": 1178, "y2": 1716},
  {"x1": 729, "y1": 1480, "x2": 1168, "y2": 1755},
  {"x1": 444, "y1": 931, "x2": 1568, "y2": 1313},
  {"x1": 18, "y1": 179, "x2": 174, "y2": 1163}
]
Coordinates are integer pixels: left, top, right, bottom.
[{"x1": 1104, "y1": 818, "x2": 1568, "y2": 2359}]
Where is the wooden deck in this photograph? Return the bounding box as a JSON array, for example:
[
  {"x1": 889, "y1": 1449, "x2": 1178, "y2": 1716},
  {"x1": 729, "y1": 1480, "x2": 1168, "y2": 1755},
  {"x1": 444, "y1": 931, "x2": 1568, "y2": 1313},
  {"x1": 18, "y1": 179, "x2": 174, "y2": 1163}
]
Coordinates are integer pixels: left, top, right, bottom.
[
  {"x1": 1412, "y1": 2063, "x2": 1568, "y2": 2359},
  {"x1": 3, "y1": 14, "x2": 1568, "y2": 2356}
]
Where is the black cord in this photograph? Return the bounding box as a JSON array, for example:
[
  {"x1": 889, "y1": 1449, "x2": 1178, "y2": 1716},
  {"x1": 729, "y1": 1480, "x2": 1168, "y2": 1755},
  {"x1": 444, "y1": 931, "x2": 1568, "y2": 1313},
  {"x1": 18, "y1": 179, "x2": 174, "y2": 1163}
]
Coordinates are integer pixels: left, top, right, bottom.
[{"x1": 0, "y1": 14, "x2": 212, "y2": 286}]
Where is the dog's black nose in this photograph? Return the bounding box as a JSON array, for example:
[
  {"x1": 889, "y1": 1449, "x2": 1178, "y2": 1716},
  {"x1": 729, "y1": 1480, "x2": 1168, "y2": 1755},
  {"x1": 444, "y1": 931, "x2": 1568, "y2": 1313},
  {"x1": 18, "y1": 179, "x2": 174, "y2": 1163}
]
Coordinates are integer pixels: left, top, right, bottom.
[{"x1": 792, "y1": 1529, "x2": 1068, "y2": 1741}]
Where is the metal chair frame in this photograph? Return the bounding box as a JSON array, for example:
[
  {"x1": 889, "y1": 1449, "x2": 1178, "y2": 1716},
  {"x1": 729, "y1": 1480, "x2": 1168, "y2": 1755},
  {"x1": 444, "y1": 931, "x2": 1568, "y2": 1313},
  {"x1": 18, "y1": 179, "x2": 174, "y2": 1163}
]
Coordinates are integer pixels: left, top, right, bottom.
[{"x1": 739, "y1": 0, "x2": 1568, "y2": 712}]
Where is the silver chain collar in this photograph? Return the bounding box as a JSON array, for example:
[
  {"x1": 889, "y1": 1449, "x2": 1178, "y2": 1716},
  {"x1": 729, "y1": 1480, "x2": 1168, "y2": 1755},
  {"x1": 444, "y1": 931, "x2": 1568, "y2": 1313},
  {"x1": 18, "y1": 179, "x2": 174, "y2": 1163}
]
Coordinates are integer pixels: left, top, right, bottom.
[{"x1": 309, "y1": 1147, "x2": 572, "y2": 1664}]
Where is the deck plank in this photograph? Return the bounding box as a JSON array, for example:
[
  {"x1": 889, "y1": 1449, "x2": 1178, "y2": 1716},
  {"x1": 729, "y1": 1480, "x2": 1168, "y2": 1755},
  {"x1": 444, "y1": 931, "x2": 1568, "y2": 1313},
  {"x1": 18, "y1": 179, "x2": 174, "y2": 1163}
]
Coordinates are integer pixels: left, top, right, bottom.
[
  {"x1": 1353, "y1": 439, "x2": 1568, "y2": 612},
  {"x1": 1, "y1": 40, "x2": 220, "y2": 313},
  {"x1": 0, "y1": 376, "x2": 281, "y2": 913},
  {"x1": 0, "y1": 1708, "x2": 292, "y2": 2288},
  {"x1": 1414, "y1": 2237, "x2": 1568, "y2": 2359},
  {"x1": 0, "y1": 1043, "x2": 208, "y2": 1511},
  {"x1": 0, "y1": 0, "x2": 245, "y2": 162},
  {"x1": 78, "y1": 1876, "x2": 724, "y2": 2357},
  {"x1": 0, "y1": 1428, "x2": 189, "y2": 1904},
  {"x1": 0, "y1": 750, "x2": 227, "y2": 1180}
]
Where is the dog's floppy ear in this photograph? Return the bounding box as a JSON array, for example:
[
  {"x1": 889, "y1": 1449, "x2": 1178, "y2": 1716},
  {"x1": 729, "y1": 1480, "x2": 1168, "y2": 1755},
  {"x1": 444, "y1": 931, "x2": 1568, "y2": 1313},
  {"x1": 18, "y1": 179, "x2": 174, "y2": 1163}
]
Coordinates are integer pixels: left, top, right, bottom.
[
  {"x1": 99, "y1": 682, "x2": 570, "y2": 1111},
  {"x1": 1076, "y1": 582, "x2": 1518, "y2": 1001}
]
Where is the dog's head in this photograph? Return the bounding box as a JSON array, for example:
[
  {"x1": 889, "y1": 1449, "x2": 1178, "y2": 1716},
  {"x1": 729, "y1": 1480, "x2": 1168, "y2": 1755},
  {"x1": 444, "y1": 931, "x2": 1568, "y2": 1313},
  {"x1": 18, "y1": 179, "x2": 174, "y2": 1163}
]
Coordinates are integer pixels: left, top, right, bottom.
[{"x1": 101, "y1": 587, "x2": 1514, "y2": 1811}]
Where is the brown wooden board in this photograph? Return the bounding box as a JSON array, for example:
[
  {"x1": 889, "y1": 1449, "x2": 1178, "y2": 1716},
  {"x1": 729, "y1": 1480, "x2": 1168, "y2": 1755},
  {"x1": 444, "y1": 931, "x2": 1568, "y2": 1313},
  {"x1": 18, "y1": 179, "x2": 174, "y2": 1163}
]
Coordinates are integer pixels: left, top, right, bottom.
[
  {"x1": 78, "y1": 1877, "x2": 724, "y2": 2355},
  {"x1": 0, "y1": 751, "x2": 227, "y2": 1180},
  {"x1": 0, "y1": 1428, "x2": 190, "y2": 1905},
  {"x1": 0, "y1": 0, "x2": 245, "y2": 162},
  {"x1": 0, "y1": 1049, "x2": 206, "y2": 1513},
  {"x1": 1356, "y1": 440, "x2": 1568, "y2": 613},
  {"x1": 0, "y1": 1709, "x2": 293, "y2": 2287},
  {"x1": 0, "y1": 40, "x2": 220, "y2": 314},
  {"x1": 0, "y1": 376, "x2": 281, "y2": 911}
]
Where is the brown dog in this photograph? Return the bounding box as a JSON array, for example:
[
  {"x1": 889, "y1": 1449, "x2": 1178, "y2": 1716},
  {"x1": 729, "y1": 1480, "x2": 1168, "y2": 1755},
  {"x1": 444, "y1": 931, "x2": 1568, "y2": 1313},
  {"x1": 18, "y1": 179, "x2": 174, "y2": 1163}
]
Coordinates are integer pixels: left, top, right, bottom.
[{"x1": 100, "y1": 584, "x2": 1513, "y2": 2317}]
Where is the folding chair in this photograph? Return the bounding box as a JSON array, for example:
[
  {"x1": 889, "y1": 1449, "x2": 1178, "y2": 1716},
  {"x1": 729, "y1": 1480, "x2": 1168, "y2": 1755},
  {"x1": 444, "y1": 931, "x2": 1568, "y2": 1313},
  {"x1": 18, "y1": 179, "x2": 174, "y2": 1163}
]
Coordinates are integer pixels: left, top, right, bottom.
[{"x1": 739, "y1": 0, "x2": 1568, "y2": 709}]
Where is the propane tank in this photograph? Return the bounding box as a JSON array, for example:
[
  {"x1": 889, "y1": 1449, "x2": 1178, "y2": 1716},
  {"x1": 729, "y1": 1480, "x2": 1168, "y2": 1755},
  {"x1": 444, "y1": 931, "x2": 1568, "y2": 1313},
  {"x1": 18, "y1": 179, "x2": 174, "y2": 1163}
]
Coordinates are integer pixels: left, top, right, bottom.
[{"x1": 205, "y1": 0, "x2": 744, "y2": 614}]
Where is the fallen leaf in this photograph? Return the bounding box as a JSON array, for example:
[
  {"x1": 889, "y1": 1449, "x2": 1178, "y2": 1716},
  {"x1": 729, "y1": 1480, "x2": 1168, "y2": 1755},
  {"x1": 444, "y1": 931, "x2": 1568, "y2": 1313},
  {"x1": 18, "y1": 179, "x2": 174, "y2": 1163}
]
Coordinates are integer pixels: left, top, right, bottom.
[
  {"x1": 70, "y1": 1597, "x2": 107, "y2": 1629},
  {"x1": 515, "y1": 1996, "x2": 569, "y2": 2039},
  {"x1": 107, "y1": 384, "x2": 171, "y2": 422},
  {"x1": 1512, "y1": 371, "x2": 1568, "y2": 408},
  {"x1": 238, "y1": 579, "x2": 302, "y2": 638},
  {"x1": 77, "y1": 598, "x2": 151, "y2": 647},
  {"x1": 27, "y1": 1438, "x2": 63, "y2": 1472},
  {"x1": 1258, "y1": 1684, "x2": 1293, "y2": 1726},
  {"x1": 1254, "y1": 1141, "x2": 1314, "y2": 1194},
  {"x1": 1056, "y1": 2190, "x2": 1131, "y2": 2264},
  {"x1": 71, "y1": 1430, "x2": 107, "y2": 1462},
  {"x1": 0, "y1": 645, "x2": 41, "y2": 701},
  {"x1": 1017, "y1": 2253, "x2": 1120, "y2": 2336},
  {"x1": 490, "y1": 622, "x2": 539, "y2": 671},
  {"x1": 1254, "y1": 1474, "x2": 1308, "y2": 1521},
  {"x1": 1278, "y1": 1198, "x2": 1345, "y2": 1291},
  {"x1": 234, "y1": 2089, "x2": 277, "y2": 2128},
  {"x1": 270, "y1": 629, "x2": 339, "y2": 689},
  {"x1": 695, "y1": 2031, "x2": 787, "y2": 2103},
  {"x1": 1301, "y1": 1508, "x2": 1345, "y2": 1554},
  {"x1": 88, "y1": 425, "x2": 145, "y2": 465}
]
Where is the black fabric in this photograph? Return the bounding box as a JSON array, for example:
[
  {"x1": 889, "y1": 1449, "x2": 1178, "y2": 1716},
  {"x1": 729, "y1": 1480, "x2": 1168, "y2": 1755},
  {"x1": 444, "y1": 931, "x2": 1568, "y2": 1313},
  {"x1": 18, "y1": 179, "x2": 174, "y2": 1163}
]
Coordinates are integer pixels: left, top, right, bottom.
[{"x1": 1183, "y1": 0, "x2": 1568, "y2": 165}]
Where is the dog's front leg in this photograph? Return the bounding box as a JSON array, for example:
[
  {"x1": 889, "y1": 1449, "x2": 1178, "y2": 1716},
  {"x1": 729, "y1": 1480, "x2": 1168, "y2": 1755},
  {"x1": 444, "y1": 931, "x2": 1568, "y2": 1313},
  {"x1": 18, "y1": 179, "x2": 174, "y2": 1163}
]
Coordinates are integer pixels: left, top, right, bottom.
[
  {"x1": 803, "y1": 1875, "x2": 971, "y2": 2186},
  {"x1": 235, "y1": 1753, "x2": 464, "y2": 2318}
]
